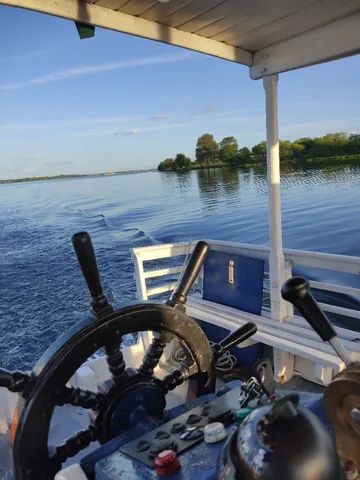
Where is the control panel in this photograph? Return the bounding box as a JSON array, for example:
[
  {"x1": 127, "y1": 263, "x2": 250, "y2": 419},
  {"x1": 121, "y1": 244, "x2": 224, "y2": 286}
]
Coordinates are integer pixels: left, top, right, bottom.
[{"x1": 119, "y1": 388, "x2": 239, "y2": 467}]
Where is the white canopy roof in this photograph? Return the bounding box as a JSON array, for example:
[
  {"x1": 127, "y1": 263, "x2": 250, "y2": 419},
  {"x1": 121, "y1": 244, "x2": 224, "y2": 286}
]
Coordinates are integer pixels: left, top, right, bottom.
[{"x1": 2, "y1": 0, "x2": 360, "y2": 77}]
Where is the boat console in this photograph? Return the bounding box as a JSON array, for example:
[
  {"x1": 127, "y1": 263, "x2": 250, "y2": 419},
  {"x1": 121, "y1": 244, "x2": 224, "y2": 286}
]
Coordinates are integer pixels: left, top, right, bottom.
[{"x1": 0, "y1": 234, "x2": 359, "y2": 480}]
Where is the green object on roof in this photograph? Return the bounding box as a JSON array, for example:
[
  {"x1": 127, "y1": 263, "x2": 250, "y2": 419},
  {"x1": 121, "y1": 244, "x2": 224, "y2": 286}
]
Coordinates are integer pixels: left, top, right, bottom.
[{"x1": 75, "y1": 22, "x2": 95, "y2": 39}]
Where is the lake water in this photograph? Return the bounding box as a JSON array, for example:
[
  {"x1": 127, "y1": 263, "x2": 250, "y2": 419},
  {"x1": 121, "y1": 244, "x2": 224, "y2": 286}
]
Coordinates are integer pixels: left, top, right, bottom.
[{"x1": 1, "y1": 164, "x2": 360, "y2": 370}]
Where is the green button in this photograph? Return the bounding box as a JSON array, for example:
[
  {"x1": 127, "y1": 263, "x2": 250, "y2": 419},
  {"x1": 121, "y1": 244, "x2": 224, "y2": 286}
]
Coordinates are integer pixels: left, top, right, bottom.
[{"x1": 235, "y1": 408, "x2": 252, "y2": 424}]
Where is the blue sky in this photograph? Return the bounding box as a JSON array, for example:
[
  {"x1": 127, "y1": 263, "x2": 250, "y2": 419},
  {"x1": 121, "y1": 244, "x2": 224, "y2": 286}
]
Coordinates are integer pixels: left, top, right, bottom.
[{"x1": 1, "y1": 5, "x2": 359, "y2": 179}]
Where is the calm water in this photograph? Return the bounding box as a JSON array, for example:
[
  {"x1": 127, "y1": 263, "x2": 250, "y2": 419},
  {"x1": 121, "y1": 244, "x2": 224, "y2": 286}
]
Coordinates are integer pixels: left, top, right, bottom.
[{"x1": 1, "y1": 164, "x2": 360, "y2": 370}]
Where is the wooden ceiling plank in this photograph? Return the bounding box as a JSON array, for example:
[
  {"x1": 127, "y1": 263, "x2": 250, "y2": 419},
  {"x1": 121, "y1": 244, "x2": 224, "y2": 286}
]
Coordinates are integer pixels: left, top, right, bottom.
[
  {"x1": 179, "y1": 0, "x2": 245, "y2": 34},
  {"x1": 139, "y1": 0, "x2": 193, "y2": 23},
  {"x1": 94, "y1": 0, "x2": 129, "y2": 9},
  {"x1": 238, "y1": 0, "x2": 360, "y2": 51},
  {"x1": 210, "y1": 0, "x2": 315, "y2": 43},
  {"x1": 116, "y1": 0, "x2": 159, "y2": 17},
  {"x1": 0, "y1": 0, "x2": 252, "y2": 64},
  {"x1": 164, "y1": 0, "x2": 226, "y2": 28}
]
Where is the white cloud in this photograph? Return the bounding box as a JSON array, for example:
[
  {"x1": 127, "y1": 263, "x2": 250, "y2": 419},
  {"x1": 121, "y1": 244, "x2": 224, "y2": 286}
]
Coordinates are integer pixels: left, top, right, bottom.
[
  {"x1": 149, "y1": 114, "x2": 169, "y2": 120},
  {"x1": 0, "y1": 52, "x2": 196, "y2": 90},
  {"x1": 123, "y1": 129, "x2": 143, "y2": 136}
]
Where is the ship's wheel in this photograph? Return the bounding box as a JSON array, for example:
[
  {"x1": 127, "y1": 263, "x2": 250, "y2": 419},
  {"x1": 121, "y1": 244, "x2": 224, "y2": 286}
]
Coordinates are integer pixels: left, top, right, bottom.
[{"x1": 0, "y1": 233, "x2": 256, "y2": 480}]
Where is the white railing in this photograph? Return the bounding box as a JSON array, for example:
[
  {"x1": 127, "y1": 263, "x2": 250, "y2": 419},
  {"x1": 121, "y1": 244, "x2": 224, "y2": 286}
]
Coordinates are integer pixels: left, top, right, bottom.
[
  {"x1": 132, "y1": 240, "x2": 360, "y2": 323},
  {"x1": 132, "y1": 240, "x2": 360, "y2": 384}
]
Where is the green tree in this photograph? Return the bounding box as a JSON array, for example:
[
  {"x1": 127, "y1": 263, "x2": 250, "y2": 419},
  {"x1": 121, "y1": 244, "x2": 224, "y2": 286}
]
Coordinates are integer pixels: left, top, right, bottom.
[
  {"x1": 238, "y1": 146, "x2": 251, "y2": 164},
  {"x1": 158, "y1": 158, "x2": 176, "y2": 171},
  {"x1": 252, "y1": 141, "x2": 267, "y2": 161},
  {"x1": 290, "y1": 142, "x2": 305, "y2": 158},
  {"x1": 279, "y1": 140, "x2": 293, "y2": 160},
  {"x1": 219, "y1": 136, "x2": 238, "y2": 165},
  {"x1": 174, "y1": 153, "x2": 191, "y2": 170},
  {"x1": 196, "y1": 133, "x2": 219, "y2": 166},
  {"x1": 348, "y1": 134, "x2": 360, "y2": 154}
]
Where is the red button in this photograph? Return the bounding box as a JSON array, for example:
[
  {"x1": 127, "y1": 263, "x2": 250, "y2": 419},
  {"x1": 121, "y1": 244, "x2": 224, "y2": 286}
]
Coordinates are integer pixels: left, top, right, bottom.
[{"x1": 155, "y1": 449, "x2": 181, "y2": 476}]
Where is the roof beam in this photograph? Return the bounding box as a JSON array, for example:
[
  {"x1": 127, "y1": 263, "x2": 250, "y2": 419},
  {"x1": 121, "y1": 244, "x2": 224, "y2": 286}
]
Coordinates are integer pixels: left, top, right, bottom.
[
  {"x1": 251, "y1": 12, "x2": 360, "y2": 79},
  {"x1": 1, "y1": 0, "x2": 252, "y2": 66}
]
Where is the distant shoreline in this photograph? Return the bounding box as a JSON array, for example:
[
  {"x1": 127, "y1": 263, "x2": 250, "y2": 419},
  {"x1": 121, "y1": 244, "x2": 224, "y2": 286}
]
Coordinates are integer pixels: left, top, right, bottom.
[
  {"x1": 0, "y1": 169, "x2": 157, "y2": 185},
  {"x1": 158, "y1": 154, "x2": 360, "y2": 172}
]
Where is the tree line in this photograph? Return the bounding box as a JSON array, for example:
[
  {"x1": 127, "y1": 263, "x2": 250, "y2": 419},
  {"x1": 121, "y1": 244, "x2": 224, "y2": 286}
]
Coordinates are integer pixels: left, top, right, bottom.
[{"x1": 158, "y1": 132, "x2": 360, "y2": 171}]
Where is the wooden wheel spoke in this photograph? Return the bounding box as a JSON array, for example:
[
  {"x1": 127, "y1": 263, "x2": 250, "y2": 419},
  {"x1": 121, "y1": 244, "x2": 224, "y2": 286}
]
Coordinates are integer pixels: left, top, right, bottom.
[
  {"x1": 138, "y1": 335, "x2": 166, "y2": 376},
  {"x1": 51, "y1": 425, "x2": 98, "y2": 466},
  {"x1": 57, "y1": 386, "x2": 105, "y2": 410},
  {"x1": 105, "y1": 341, "x2": 128, "y2": 384},
  {"x1": 162, "y1": 369, "x2": 189, "y2": 393}
]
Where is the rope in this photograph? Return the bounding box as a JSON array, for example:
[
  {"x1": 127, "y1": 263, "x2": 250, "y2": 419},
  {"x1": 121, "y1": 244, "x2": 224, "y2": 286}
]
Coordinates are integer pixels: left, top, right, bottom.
[{"x1": 170, "y1": 341, "x2": 238, "y2": 372}]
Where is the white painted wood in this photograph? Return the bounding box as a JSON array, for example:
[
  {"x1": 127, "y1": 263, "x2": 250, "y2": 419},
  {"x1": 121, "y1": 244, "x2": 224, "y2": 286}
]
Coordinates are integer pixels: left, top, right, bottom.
[
  {"x1": 0, "y1": 0, "x2": 252, "y2": 65},
  {"x1": 251, "y1": 12, "x2": 360, "y2": 79},
  {"x1": 262, "y1": 311, "x2": 360, "y2": 342},
  {"x1": 133, "y1": 242, "x2": 194, "y2": 261},
  {"x1": 207, "y1": 240, "x2": 270, "y2": 259},
  {"x1": 144, "y1": 266, "x2": 183, "y2": 279},
  {"x1": 147, "y1": 282, "x2": 177, "y2": 297},
  {"x1": 110, "y1": 0, "x2": 158, "y2": 17},
  {"x1": 164, "y1": 0, "x2": 227, "y2": 29},
  {"x1": 185, "y1": 301, "x2": 347, "y2": 370},
  {"x1": 132, "y1": 251, "x2": 148, "y2": 301},
  {"x1": 309, "y1": 280, "x2": 360, "y2": 298},
  {"x1": 237, "y1": 0, "x2": 360, "y2": 51},
  {"x1": 273, "y1": 350, "x2": 294, "y2": 384},
  {"x1": 294, "y1": 356, "x2": 334, "y2": 385},
  {"x1": 318, "y1": 302, "x2": 360, "y2": 320},
  {"x1": 263, "y1": 75, "x2": 288, "y2": 322},
  {"x1": 201, "y1": 298, "x2": 359, "y2": 347},
  {"x1": 140, "y1": 0, "x2": 198, "y2": 23},
  {"x1": 133, "y1": 239, "x2": 360, "y2": 274},
  {"x1": 187, "y1": 296, "x2": 360, "y2": 354},
  {"x1": 211, "y1": 0, "x2": 316, "y2": 45},
  {"x1": 283, "y1": 248, "x2": 360, "y2": 274}
]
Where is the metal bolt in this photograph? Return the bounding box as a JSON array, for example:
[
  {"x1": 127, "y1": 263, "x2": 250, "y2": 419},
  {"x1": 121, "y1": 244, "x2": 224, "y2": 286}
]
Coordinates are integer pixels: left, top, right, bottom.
[{"x1": 350, "y1": 407, "x2": 360, "y2": 425}]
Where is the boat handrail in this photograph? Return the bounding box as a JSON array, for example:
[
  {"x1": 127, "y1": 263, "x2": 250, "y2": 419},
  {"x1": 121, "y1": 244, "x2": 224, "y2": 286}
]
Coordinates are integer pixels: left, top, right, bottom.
[{"x1": 132, "y1": 241, "x2": 360, "y2": 322}]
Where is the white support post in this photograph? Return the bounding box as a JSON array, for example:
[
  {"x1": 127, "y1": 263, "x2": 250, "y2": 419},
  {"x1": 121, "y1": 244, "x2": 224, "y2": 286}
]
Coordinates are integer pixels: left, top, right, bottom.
[
  {"x1": 263, "y1": 74, "x2": 289, "y2": 321},
  {"x1": 263, "y1": 74, "x2": 294, "y2": 383}
]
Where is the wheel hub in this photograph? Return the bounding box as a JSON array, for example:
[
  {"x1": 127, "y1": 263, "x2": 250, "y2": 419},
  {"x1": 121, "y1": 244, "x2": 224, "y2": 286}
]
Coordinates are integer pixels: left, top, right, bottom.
[{"x1": 95, "y1": 373, "x2": 166, "y2": 442}]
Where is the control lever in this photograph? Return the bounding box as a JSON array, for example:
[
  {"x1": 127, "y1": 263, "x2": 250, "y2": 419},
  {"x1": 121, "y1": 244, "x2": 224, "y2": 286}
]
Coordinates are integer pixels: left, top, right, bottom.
[
  {"x1": 72, "y1": 231, "x2": 113, "y2": 316},
  {"x1": 167, "y1": 241, "x2": 210, "y2": 308},
  {"x1": 212, "y1": 322, "x2": 257, "y2": 360},
  {"x1": 281, "y1": 277, "x2": 351, "y2": 365}
]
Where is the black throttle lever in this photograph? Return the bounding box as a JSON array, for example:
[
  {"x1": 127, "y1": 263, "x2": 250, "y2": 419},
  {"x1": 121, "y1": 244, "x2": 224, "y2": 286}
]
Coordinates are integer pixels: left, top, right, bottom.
[
  {"x1": 167, "y1": 241, "x2": 210, "y2": 309},
  {"x1": 213, "y1": 322, "x2": 257, "y2": 360},
  {"x1": 281, "y1": 277, "x2": 351, "y2": 365},
  {"x1": 72, "y1": 231, "x2": 113, "y2": 317}
]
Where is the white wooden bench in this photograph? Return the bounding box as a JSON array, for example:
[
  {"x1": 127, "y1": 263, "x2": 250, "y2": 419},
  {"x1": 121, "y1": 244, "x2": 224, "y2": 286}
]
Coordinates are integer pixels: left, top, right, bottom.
[{"x1": 186, "y1": 295, "x2": 360, "y2": 384}]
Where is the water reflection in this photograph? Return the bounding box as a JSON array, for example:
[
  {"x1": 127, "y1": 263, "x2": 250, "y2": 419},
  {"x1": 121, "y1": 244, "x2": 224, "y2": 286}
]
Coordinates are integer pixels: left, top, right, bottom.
[
  {"x1": 174, "y1": 171, "x2": 192, "y2": 194},
  {"x1": 196, "y1": 167, "x2": 241, "y2": 208}
]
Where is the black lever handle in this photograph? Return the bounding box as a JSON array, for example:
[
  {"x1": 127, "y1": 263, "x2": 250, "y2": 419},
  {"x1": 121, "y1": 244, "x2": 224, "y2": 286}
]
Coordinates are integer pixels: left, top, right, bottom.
[
  {"x1": 281, "y1": 277, "x2": 336, "y2": 342},
  {"x1": 213, "y1": 322, "x2": 257, "y2": 358},
  {"x1": 167, "y1": 241, "x2": 210, "y2": 307},
  {"x1": 72, "y1": 231, "x2": 112, "y2": 315},
  {"x1": 281, "y1": 276, "x2": 351, "y2": 365}
]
